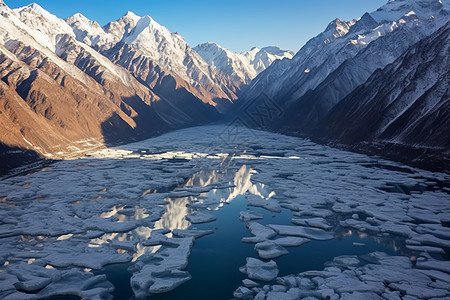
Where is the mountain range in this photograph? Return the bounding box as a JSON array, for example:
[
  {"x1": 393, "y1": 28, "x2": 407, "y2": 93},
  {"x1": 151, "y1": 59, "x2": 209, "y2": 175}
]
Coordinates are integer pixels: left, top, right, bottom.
[
  {"x1": 0, "y1": 0, "x2": 292, "y2": 171},
  {"x1": 239, "y1": 0, "x2": 449, "y2": 170},
  {"x1": 0, "y1": 0, "x2": 449, "y2": 172}
]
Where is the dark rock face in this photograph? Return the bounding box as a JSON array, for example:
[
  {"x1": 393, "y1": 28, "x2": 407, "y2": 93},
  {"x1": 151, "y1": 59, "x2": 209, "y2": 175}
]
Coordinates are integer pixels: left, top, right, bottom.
[
  {"x1": 239, "y1": 22, "x2": 450, "y2": 172},
  {"x1": 314, "y1": 22, "x2": 450, "y2": 171}
]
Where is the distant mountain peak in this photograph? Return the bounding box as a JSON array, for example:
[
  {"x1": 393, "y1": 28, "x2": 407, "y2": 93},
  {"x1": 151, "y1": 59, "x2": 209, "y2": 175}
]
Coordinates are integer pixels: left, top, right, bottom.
[
  {"x1": 194, "y1": 43, "x2": 293, "y2": 84},
  {"x1": 124, "y1": 11, "x2": 138, "y2": 18},
  {"x1": 68, "y1": 12, "x2": 89, "y2": 21},
  {"x1": 27, "y1": 2, "x2": 43, "y2": 10}
]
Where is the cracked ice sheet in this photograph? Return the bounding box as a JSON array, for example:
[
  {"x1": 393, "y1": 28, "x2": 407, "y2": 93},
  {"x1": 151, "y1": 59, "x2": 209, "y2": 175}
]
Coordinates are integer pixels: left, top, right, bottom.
[
  {"x1": 0, "y1": 126, "x2": 279, "y2": 298},
  {"x1": 234, "y1": 252, "x2": 450, "y2": 299},
  {"x1": 0, "y1": 125, "x2": 449, "y2": 298}
]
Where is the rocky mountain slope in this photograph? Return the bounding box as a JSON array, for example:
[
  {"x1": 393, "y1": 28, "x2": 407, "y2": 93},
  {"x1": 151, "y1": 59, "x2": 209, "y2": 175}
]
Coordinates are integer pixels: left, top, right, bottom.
[
  {"x1": 317, "y1": 21, "x2": 449, "y2": 169},
  {"x1": 241, "y1": 0, "x2": 448, "y2": 110},
  {"x1": 0, "y1": 1, "x2": 219, "y2": 170},
  {"x1": 236, "y1": 0, "x2": 449, "y2": 170},
  {"x1": 193, "y1": 43, "x2": 293, "y2": 84}
]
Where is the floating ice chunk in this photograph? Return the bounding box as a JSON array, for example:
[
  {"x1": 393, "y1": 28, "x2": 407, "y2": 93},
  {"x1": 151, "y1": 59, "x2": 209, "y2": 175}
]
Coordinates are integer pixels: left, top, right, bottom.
[
  {"x1": 266, "y1": 291, "x2": 298, "y2": 300},
  {"x1": 407, "y1": 209, "x2": 442, "y2": 224},
  {"x1": 379, "y1": 222, "x2": 415, "y2": 237},
  {"x1": 416, "y1": 256, "x2": 450, "y2": 273},
  {"x1": 36, "y1": 270, "x2": 114, "y2": 299},
  {"x1": 143, "y1": 229, "x2": 178, "y2": 247},
  {"x1": 359, "y1": 252, "x2": 412, "y2": 269},
  {"x1": 233, "y1": 286, "x2": 254, "y2": 298},
  {"x1": 84, "y1": 218, "x2": 139, "y2": 233},
  {"x1": 267, "y1": 225, "x2": 333, "y2": 240},
  {"x1": 172, "y1": 229, "x2": 214, "y2": 239},
  {"x1": 240, "y1": 210, "x2": 264, "y2": 222},
  {"x1": 339, "y1": 218, "x2": 380, "y2": 232},
  {"x1": 331, "y1": 256, "x2": 360, "y2": 267},
  {"x1": 246, "y1": 194, "x2": 281, "y2": 212},
  {"x1": 185, "y1": 211, "x2": 216, "y2": 224},
  {"x1": 255, "y1": 241, "x2": 288, "y2": 259},
  {"x1": 131, "y1": 237, "x2": 194, "y2": 297},
  {"x1": 14, "y1": 276, "x2": 52, "y2": 292},
  {"x1": 418, "y1": 269, "x2": 450, "y2": 284},
  {"x1": 147, "y1": 270, "x2": 191, "y2": 294},
  {"x1": 110, "y1": 240, "x2": 137, "y2": 252},
  {"x1": 240, "y1": 257, "x2": 279, "y2": 281},
  {"x1": 272, "y1": 237, "x2": 310, "y2": 247},
  {"x1": 291, "y1": 217, "x2": 332, "y2": 230},
  {"x1": 243, "y1": 279, "x2": 259, "y2": 288},
  {"x1": 415, "y1": 223, "x2": 450, "y2": 240},
  {"x1": 406, "y1": 244, "x2": 445, "y2": 254},
  {"x1": 294, "y1": 209, "x2": 333, "y2": 218},
  {"x1": 41, "y1": 239, "x2": 132, "y2": 269},
  {"x1": 242, "y1": 222, "x2": 277, "y2": 243},
  {"x1": 353, "y1": 242, "x2": 366, "y2": 247},
  {"x1": 340, "y1": 292, "x2": 384, "y2": 299},
  {"x1": 388, "y1": 282, "x2": 448, "y2": 299},
  {"x1": 407, "y1": 234, "x2": 450, "y2": 249},
  {"x1": 169, "y1": 190, "x2": 197, "y2": 198}
]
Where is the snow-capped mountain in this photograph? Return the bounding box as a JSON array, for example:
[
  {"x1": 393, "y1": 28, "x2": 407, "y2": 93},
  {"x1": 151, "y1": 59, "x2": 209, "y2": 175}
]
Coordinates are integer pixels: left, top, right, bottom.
[
  {"x1": 273, "y1": 9, "x2": 448, "y2": 133},
  {"x1": 11, "y1": 3, "x2": 242, "y2": 111},
  {"x1": 318, "y1": 21, "x2": 449, "y2": 167},
  {"x1": 193, "y1": 43, "x2": 293, "y2": 84},
  {"x1": 0, "y1": 1, "x2": 219, "y2": 162},
  {"x1": 93, "y1": 11, "x2": 240, "y2": 108},
  {"x1": 234, "y1": 0, "x2": 449, "y2": 169},
  {"x1": 65, "y1": 12, "x2": 117, "y2": 49},
  {"x1": 241, "y1": 0, "x2": 449, "y2": 108}
]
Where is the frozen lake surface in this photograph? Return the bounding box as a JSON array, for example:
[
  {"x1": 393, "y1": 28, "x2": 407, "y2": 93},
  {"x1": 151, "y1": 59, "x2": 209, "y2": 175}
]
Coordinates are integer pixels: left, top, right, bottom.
[{"x1": 0, "y1": 125, "x2": 449, "y2": 299}]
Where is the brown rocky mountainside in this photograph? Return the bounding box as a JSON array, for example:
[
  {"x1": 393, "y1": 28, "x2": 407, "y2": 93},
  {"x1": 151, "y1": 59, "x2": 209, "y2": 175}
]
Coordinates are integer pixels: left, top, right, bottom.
[{"x1": 0, "y1": 2, "x2": 221, "y2": 172}]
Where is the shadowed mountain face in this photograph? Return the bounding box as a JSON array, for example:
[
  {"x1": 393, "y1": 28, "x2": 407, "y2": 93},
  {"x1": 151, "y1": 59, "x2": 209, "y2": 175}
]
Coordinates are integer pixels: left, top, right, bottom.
[
  {"x1": 315, "y1": 22, "x2": 450, "y2": 170},
  {"x1": 233, "y1": 0, "x2": 449, "y2": 171},
  {"x1": 0, "y1": 142, "x2": 42, "y2": 175}
]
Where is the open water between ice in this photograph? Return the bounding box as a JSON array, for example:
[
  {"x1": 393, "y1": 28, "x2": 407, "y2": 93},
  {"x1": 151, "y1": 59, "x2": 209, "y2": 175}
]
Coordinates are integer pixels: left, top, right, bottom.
[{"x1": 0, "y1": 125, "x2": 449, "y2": 299}]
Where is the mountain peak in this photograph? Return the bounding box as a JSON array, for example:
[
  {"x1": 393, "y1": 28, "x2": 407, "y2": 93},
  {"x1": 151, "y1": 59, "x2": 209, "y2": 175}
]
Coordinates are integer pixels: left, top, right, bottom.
[
  {"x1": 372, "y1": 0, "x2": 445, "y2": 23},
  {"x1": 66, "y1": 12, "x2": 91, "y2": 23},
  {"x1": 122, "y1": 11, "x2": 140, "y2": 22},
  {"x1": 27, "y1": 2, "x2": 42, "y2": 10},
  {"x1": 325, "y1": 18, "x2": 352, "y2": 36},
  {"x1": 24, "y1": 2, "x2": 47, "y2": 14},
  {"x1": 124, "y1": 11, "x2": 137, "y2": 18}
]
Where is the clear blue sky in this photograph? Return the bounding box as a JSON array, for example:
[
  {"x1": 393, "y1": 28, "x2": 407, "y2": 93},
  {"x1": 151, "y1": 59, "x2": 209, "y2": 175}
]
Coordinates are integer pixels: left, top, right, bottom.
[{"x1": 5, "y1": 0, "x2": 387, "y2": 53}]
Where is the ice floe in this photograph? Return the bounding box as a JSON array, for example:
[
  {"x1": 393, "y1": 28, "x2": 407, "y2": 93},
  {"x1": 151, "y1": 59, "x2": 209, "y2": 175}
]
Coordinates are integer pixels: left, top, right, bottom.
[
  {"x1": 254, "y1": 240, "x2": 289, "y2": 259},
  {"x1": 267, "y1": 224, "x2": 334, "y2": 241},
  {"x1": 239, "y1": 257, "x2": 279, "y2": 281},
  {"x1": 0, "y1": 125, "x2": 449, "y2": 298},
  {"x1": 235, "y1": 252, "x2": 450, "y2": 299}
]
